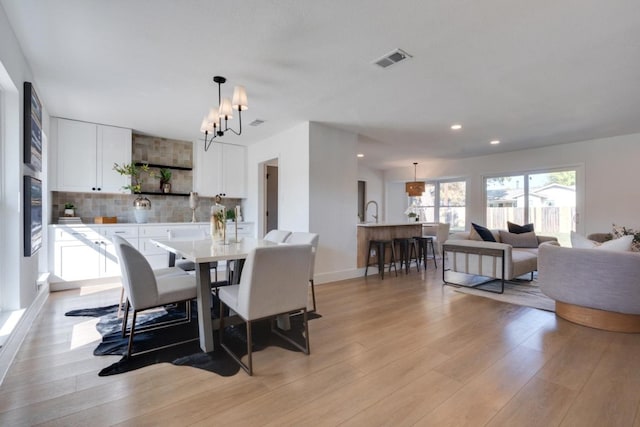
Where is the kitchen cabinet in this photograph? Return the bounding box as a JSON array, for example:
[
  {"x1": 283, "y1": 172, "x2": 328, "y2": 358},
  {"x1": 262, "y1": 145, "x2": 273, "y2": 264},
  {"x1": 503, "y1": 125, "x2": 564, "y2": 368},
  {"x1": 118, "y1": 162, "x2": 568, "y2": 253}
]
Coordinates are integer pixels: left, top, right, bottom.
[
  {"x1": 194, "y1": 142, "x2": 246, "y2": 198},
  {"x1": 55, "y1": 118, "x2": 132, "y2": 193},
  {"x1": 138, "y1": 224, "x2": 205, "y2": 269},
  {"x1": 48, "y1": 222, "x2": 254, "y2": 285},
  {"x1": 50, "y1": 225, "x2": 137, "y2": 282}
]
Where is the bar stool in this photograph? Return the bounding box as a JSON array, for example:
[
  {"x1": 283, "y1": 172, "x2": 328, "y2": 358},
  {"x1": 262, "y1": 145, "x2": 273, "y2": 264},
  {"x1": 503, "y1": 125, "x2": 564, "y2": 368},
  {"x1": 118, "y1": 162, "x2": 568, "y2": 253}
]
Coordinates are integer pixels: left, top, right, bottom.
[
  {"x1": 414, "y1": 236, "x2": 438, "y2": 269},
  {"x1": 393, "y1": 237, "x2": 421, "y2": 273},
  {"x1": 365, "y1": 240, "x2": 398, "y2": 279}
]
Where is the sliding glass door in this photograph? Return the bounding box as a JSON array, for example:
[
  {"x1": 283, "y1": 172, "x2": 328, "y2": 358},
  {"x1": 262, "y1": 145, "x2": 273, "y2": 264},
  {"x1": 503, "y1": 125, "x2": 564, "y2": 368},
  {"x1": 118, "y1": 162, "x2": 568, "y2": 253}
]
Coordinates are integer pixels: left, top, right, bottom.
[{"x1": 485, "y1": 170, "x2": 577, "y2": 245}]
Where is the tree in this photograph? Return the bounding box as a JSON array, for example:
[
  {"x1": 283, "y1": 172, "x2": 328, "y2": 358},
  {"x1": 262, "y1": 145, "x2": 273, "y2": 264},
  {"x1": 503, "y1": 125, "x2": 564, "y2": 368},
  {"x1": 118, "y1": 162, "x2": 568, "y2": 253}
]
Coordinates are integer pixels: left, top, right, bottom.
[{"x1": 547, "y1": 171, "x2": 576, "y2": 186}]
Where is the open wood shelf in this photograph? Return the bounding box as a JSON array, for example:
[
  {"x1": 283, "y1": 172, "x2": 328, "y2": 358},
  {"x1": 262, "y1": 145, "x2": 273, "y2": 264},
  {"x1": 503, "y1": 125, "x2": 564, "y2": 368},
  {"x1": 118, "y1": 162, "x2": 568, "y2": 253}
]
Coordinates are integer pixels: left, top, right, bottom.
[
  {"x1": 134, "y1": 162, "x2": 192, "y2": 171},
  {"x1": 138, "y1": 191, "x2": 191, "y2": 197}
]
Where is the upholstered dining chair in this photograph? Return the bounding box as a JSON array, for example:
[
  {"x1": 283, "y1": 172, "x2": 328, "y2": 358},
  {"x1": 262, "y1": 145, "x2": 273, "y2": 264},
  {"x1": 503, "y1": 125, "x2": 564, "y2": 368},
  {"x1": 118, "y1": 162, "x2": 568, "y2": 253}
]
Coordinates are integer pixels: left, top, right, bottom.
[
  {"x1": 167, "y1": 228, "x2": 218, "y2": 281},
  {"x1": 263, "y1": 229, "x2": 292, "y2": 243},
  {"x1": 285, "y1": 232, "x2": 320, "y2": 312},
  {"x1": 112, "y1": 235, "x2": 188, "y2": 319},
  {"x1": 114, "y1": 237, "x2": 198, "y2": 356},
  {"x1": 218, "y1": 244, "x2": 313, "y2": 375}
]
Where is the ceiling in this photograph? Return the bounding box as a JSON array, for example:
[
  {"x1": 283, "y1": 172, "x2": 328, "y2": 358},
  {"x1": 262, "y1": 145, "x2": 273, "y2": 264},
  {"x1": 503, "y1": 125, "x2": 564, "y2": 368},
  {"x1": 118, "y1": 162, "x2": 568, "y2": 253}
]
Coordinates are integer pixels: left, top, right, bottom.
[{"x1": 3, "y1": 0, "x2": 640, "y2": 170}]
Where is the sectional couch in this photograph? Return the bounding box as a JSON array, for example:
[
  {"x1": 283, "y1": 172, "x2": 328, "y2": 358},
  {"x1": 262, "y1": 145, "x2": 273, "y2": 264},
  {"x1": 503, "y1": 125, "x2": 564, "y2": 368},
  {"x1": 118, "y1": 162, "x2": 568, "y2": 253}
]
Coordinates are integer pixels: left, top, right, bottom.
[
  {"x1": 442, "y1": 229, "x2": 558, "y2": 293},
  {"x1": 538, "y1": 237, "x2": 640, "y2": 332}
]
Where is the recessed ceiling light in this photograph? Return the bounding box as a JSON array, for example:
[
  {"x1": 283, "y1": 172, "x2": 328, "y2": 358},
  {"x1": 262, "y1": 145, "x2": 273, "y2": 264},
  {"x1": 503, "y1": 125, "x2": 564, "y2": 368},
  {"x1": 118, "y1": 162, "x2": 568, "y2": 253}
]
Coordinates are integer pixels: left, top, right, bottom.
[
  {"x1": 450, "y1": 124, "x2": 462, "y2": 130},
  {"x1": 357, "y1": 153, "x2": 364, "y2": 158},
  {"x1": 490, "y1": 140, "x2": 500, "y2": 145}
]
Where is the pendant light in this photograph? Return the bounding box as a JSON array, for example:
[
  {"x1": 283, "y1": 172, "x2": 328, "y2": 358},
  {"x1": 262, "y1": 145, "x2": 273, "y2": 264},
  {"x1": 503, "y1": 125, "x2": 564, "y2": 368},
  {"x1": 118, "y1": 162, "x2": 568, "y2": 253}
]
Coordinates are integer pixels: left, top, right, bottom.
[
  {"x1": 405, "y1": 162, "x2": 425, "y2": 196},
  {"x1": 199, "y1": 75, "x2": 248, "y2": 151}
]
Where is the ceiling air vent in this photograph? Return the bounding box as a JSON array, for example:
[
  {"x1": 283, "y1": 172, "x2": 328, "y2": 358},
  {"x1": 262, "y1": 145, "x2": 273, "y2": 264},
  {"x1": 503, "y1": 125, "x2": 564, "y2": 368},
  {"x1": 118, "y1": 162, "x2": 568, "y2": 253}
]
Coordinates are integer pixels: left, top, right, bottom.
[
  {"x1": 249, "y1": 119, "x2": 265, "y2": 126},
  {"x1": 373, "y1": 48, "x2": 412, "y2": 69}
]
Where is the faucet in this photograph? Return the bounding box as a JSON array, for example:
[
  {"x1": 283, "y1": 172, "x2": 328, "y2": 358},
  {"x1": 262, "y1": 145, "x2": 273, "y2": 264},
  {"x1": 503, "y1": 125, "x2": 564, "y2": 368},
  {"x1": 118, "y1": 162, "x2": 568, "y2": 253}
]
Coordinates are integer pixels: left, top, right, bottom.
[{"x1": 365, "y1": 200, "x2": 379, "y2": 224}]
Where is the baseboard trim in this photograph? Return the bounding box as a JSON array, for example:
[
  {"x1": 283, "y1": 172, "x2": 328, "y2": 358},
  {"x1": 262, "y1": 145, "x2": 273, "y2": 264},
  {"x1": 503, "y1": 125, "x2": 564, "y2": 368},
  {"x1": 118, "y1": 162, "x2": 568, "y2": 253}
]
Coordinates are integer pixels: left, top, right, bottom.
[{"x1": 0, "y1": 282, "x2": 50, "y2": 386}]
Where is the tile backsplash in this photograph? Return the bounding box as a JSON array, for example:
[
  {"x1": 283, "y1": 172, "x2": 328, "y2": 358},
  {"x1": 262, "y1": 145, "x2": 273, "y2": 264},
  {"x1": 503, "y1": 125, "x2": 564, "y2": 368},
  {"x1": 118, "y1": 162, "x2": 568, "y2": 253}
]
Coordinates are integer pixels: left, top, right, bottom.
[
  {"x1": 52, "y1": 133, "x2": 244, "y2": 224},
  {"x1": 133, "y1": 134, "x2": 193, "y2": 194},
  {"x1": 52, "y1": 192, "x2": 243, "y2": 224}
]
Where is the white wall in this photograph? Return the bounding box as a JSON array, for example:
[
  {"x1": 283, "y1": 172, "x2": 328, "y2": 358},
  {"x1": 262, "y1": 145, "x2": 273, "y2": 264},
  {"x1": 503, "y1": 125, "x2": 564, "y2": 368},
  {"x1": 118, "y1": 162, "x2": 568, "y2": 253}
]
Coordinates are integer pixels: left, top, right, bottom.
[
  {"x1": 245, "y1": 122, "x2": 310, "y2": 237},
  {"x1": 357, "y1": 164, "x2": 384, "y2": 223},
  {"x1": 247, "y1": 122, "x2": 363, "y2": 283},
  {"x1": 0, "y1": 4, "x2": 44, "y2": 310},
  {"x1": 384, "y1": 133, "x2": 640, "y2": 234},
  {"x1": 309, "y1": 123, "x2": 359, "y2": 283}
]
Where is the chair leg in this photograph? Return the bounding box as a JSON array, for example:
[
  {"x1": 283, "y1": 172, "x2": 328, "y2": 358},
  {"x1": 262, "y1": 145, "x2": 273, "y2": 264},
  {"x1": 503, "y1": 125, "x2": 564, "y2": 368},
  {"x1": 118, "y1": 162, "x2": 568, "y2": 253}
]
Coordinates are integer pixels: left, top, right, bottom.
[
  {"x1": 121, "y1": 299, "x2": 130, "y2": 338},
  {"x1": 218, "y1": 299, "x2": 253, "y2": 375},
  {"x1": 127, "y1": 310, "x2": 138, "y2": 357},
  {"x1": 246, "y1": 320, "x2": 253, "y2": 376},
  {"x1": 309, "y1": 279, "x2": 317, "y2": 313},
  {"x1": 117, "y1": 286, "x2": 125, "y2": 318}
]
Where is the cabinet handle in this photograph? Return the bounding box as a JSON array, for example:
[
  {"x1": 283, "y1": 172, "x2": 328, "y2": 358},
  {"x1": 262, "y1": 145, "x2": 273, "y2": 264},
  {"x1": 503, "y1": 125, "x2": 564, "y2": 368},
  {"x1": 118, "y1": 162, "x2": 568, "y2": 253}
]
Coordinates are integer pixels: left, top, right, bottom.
[
  {"x1": 92, "y1": 187, "x2": 96, "y2": 191},
  {"x1": 114, "y1": 231, "x2": 126, "y2": 234},
  {"x1": 97, "y1": 187, "x2": 101, "y2": 191}
]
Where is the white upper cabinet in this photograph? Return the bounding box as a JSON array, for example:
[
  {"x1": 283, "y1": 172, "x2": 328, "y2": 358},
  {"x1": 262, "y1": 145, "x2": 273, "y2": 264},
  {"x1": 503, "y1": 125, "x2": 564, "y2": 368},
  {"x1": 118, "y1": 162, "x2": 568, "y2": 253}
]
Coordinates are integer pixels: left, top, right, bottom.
[
  {"x1": 55, "y1": 118, "x2": 132, "y2": 193},
  {"x1": 222, "y1": 144, "x2": 247, "y2": 198},
  {"x1": 194, "y1": 140, "x2": 223, "y2": 197},
  {"x1": 194, "y1": 141, "x2": 246, "y2": 198}
]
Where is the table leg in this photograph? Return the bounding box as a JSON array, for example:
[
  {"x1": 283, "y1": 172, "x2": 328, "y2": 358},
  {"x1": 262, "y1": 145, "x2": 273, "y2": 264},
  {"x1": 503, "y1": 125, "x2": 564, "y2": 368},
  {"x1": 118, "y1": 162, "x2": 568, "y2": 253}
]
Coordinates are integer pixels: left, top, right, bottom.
[{"x1": 196, "y1": 262, "x2": 214, "y2": 352}]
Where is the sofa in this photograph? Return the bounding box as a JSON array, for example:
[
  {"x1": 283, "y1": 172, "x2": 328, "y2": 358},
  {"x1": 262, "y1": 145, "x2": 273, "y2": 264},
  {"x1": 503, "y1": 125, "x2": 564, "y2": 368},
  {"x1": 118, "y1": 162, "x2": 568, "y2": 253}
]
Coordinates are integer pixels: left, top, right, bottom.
[
  {"x1": 442, "y1": 229, "x2": 558, "y2": 292},
  {"x1": 538, "y1": 242, "x2": 640, "y2": 332}
]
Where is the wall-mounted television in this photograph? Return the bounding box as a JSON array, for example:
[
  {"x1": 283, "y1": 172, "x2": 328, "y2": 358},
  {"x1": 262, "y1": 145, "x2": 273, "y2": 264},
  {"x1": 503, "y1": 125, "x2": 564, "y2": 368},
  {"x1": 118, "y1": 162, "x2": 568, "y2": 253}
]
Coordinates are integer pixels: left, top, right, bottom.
[{"x1": 24, "y1": 175, "x2": 42, "y2": 257}]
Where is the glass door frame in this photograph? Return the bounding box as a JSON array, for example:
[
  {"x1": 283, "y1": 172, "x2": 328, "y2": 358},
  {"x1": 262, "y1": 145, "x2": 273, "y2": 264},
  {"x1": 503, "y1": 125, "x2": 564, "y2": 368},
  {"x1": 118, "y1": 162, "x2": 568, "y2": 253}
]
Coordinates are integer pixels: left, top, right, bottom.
[{"x1": 482, "y1": 165, "x2": 585, "y2": 237}]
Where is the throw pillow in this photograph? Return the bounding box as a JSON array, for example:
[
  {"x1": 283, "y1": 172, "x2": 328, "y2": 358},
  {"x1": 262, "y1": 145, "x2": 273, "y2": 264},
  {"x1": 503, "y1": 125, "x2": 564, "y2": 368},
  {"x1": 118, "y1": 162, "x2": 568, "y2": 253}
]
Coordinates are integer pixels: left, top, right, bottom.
[
  {"x1": 598, "y1": 235, "x2": 634, "y2": 252},
  {"x1": 471, "y1": 223, "x2": 496, "y2": 242},
  {"x1": 507, "y1": 221, "x2": 534, "y2": 234},
  {"x1": 498, "y1": 230, "x2": 538, "y2": 248},
  {"x1": 570, "y1": 231, "x2": 599, "y2": 249},
  {"x1": 612, "y1": 224, "x2": 640, "y2": 252},
  {"x1": 571, "y1": 231, "x2": 634, "y2": 252}
]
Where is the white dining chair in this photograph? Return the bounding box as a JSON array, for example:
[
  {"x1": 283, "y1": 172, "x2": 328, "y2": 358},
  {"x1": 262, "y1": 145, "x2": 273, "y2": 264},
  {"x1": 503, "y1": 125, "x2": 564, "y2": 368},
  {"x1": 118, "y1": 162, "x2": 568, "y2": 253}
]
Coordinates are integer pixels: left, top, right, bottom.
[
  {"x1": 115, "y1": 238, "x2": 198, "y2": 356},
  {"x1": 112, "y1": 235, "x2": 188, "y2": 319},
  {"x1": 285, "y1": 232, "x2": 320, "y2": 312},
  {"x1": 263, "y1": 229, "x2": 292, "y2": 243},
  {"x1": 218, "y1": 244, "x2": 313, "y2": 375},
  {"x1": 168, "y1": 228, "x2": 218, "y2": 281}
]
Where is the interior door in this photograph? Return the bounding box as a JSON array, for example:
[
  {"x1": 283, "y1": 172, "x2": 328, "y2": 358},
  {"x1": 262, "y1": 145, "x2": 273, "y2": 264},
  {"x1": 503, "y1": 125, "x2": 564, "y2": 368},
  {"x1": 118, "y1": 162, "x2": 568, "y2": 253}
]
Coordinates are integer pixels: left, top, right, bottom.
[{"x1": 266, "y1": 165, "x2": 278, "y2": 232}]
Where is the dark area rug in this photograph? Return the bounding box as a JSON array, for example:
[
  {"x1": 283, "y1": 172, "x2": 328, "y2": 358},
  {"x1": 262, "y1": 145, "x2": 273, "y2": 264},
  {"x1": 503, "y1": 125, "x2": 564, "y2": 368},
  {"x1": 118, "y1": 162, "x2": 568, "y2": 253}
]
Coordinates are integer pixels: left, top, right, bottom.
[{"x1": 65, "y1": 301, "x2": 320, "y2": 377}]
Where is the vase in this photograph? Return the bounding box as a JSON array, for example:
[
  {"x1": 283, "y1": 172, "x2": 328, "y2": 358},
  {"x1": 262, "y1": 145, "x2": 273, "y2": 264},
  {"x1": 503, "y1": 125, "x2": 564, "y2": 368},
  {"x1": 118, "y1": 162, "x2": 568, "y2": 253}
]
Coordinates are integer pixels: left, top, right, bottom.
[
  {"x1": 133, "y1": 196, "x2": 151, "y2": 223},
  {"x1": 210, "y1": 205, "x2": 226, "y2": 243},
  {"x1": 189, "y1": 192, "x2": 199, "y2": 223},
  {"x1": 161, "y1": 183, "x2": 171, "y2": 193}
]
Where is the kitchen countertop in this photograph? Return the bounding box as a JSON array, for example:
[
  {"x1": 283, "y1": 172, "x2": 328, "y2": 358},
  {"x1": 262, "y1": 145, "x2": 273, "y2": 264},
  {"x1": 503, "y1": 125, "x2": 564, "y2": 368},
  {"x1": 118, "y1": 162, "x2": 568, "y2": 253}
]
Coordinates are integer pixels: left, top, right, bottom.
[
  {"x1": 356, "y1": 222, "x2": 427, "y2": 227},
  {"x1": 51, "y1": 221, "x2": 254, "y2": 228}
]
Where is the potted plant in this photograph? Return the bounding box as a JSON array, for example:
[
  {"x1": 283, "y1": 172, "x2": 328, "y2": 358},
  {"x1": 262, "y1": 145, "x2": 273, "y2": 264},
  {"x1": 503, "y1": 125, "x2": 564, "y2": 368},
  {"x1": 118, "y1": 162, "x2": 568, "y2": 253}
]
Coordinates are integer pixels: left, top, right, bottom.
[
  {"x1": 159, "y1": 168, "x2": 172, "y2": 193},
  {"x1": 113, "y1": 162, "x2": 153, "y2": 223},
  {"x1": 64, "y1": 203, "x2": 76, "y2": 217}
]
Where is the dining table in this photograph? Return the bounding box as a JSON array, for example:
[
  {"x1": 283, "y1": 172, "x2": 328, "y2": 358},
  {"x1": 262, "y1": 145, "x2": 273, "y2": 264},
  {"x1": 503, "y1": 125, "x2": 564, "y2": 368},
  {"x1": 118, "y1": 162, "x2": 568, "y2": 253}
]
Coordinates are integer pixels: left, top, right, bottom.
[{"x1": 150, "y1": 236, "x2": 278, "y2": 352}]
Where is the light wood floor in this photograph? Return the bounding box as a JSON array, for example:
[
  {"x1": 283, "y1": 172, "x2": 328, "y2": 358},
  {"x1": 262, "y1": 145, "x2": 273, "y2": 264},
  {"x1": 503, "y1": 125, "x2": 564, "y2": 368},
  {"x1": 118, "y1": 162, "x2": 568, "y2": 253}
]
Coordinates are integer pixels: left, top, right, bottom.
[{"x1": 2, "y1": 267, "x2": 640, "y2": 426}]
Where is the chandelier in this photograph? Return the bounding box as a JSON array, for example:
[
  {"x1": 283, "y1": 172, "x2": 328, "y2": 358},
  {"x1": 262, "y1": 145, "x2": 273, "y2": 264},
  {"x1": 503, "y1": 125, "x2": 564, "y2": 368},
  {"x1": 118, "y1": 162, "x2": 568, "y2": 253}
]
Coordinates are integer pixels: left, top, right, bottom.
[
  {"x1": 405, "y1": 162, "x2": 425, "y2": 196},
  {"x1": 199, "y1": 76, "x2": 248, "y2": 151}
]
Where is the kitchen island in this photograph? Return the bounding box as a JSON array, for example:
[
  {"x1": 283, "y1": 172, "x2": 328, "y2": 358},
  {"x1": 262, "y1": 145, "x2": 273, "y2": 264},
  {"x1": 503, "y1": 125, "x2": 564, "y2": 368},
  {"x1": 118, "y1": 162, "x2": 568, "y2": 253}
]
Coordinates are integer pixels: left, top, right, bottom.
[{"x1": 356, "y1": 222, "x2": 423, "y2": 268}]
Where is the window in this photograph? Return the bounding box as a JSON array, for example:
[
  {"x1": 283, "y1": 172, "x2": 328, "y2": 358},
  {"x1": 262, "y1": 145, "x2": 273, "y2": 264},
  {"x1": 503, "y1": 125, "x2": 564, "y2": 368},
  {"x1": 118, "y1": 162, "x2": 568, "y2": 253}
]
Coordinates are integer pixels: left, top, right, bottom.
[
  {"x1": 408, "y1": 179, "x2": 466, "y2": 231},
  {"x1": 485, "y1": 169, "x2": 577, "y2": 245}
]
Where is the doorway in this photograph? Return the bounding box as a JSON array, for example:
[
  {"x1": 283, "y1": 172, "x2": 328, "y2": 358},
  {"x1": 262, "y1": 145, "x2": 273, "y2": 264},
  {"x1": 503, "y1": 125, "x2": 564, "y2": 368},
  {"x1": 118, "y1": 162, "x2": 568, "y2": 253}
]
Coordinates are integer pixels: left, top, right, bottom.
[
  {"x1": 357, "y1": 180, "x2": 366, "y2": 223},
  {"x1": 265, "y1": 163, "x2": 279, "y2": 233}
]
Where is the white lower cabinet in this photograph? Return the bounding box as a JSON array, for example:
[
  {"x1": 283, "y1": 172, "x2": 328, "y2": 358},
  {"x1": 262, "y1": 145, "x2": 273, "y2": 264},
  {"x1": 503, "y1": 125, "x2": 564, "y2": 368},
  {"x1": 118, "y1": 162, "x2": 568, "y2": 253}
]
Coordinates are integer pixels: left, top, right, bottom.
[
  {"x1": 50, "y1": 225, "x2": 137, "y2": 282},
  {"x1": 49, "y1": 222, "x2": 254, "y2": 283}
]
